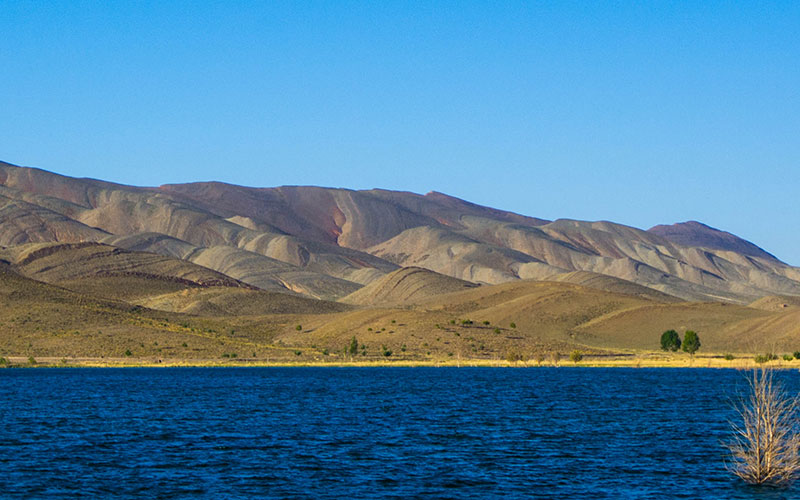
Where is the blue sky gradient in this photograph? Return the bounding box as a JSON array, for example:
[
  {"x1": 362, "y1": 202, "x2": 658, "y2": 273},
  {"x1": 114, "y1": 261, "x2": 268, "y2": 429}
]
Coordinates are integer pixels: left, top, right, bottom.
[{"x1": 2, "y1": 1, "x2": 798, "y2": 263}]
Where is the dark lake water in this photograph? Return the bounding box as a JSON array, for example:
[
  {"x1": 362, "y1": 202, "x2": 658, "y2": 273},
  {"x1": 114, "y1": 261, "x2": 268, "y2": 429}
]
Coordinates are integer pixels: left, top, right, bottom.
[{"x1": 1, "y1": 367, "x2": 799, "y2": 499}]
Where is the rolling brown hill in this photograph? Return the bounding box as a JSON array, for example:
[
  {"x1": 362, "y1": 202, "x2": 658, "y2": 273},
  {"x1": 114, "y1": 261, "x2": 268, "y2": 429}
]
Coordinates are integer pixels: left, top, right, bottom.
[
  {"x1": 340, "y1": 267, "x2": 479, "y2": 306},
  {"x1": 273, "y1": 279, "x2": 800, "y2": 358},
  {"x1": 748, "y1": 295, "x2": 800, "y2": 312}
]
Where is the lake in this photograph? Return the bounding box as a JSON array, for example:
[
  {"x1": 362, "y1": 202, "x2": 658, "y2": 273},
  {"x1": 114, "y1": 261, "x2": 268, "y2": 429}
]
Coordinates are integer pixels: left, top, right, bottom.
[{"x1": 0, "y1": 367, "x2": 797, "y2": 499}]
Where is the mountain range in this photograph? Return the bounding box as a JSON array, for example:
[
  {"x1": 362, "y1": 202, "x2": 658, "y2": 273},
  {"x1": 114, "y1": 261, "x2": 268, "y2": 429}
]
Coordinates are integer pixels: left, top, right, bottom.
[{"x1": 1, "y1": 160, "x2": 797, "y2": 303}]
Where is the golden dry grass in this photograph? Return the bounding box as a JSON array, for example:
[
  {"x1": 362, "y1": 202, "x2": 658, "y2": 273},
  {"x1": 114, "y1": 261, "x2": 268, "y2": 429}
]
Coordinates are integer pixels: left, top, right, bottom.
[{"x1": 2, "y1": 263, "x2": 800, "y2": 365}]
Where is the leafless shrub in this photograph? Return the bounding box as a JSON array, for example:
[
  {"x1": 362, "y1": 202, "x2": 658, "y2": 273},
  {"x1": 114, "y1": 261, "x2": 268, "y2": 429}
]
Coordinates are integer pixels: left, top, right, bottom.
[{"x1": 726, "y1": 367, "x2": 800, "y2": 486}]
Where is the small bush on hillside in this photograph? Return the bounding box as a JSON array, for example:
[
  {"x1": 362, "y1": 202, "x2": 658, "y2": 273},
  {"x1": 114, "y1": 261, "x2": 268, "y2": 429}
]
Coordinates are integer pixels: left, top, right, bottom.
[
  {"x1": 783, "y1": 354, "x2": 794, "y2": 362},
  {"x1": 462, "y1": 319, "x2": 473, "y2": 325},
  {"x1": 570, "y1": 351, "x2": 583, "y2": 363},
  {"x1": 382, "y1": 345, "x2": 392, "y2": 357},
  {"x1": 296, "y1": 325, "x2": 302, "y2": 331},
  {"x1": 510, "y1": 322, "x2": 517, "y2": 329},
  {"x1": 483, "y1": 321, "x2": 490, "y2": 326},
  {"x1": 294, "y1": 350, "x2": 301, "y2": 356},
  {"x1": 724, "y1": 354, "x2": 735, "y2": 361},
  {"x1": 494, "y1": 328, "x2": 501, "y2": 334},
  {"x1": 794, "y1": 351, "x2": 800, "y2": 360},
  {"x1": 506, "y1": 351, "x2": 524, "y2": 363},
  {"x1": 0, "y1": 357, "x2": 8, "y2": 366},
  {"x1": 754, "y1": 354, "x2": 770, "y2": 364},
  {"x1": 124, "y1": 350, "x2": 132, "y2": 357},
  {"x1": 182, "y1": 342, "x2": 188, "y2": 347}
]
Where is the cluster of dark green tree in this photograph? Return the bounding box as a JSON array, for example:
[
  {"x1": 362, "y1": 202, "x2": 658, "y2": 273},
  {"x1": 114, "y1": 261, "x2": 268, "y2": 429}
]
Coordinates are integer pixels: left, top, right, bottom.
[{"x1": 660, "y1": 329, "x2": 701, "y2": 355}]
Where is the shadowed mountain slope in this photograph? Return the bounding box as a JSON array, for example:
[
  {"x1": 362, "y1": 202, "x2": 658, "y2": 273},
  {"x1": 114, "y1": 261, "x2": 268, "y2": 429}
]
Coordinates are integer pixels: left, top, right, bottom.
[{"x1": 0, "y1": 242, "x2": 254, "y2": 302}]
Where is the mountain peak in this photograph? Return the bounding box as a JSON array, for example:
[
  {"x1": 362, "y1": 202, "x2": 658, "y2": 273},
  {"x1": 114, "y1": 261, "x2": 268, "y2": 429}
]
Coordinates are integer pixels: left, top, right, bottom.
[{"x1": 648, "y1": 221, "x2": 779, "y2": 262}]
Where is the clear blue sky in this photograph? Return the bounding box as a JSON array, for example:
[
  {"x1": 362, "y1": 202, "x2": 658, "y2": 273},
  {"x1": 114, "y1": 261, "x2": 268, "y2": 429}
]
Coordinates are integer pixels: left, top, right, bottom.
[{"x1": 2, "y1": 1, "x2": 798, "y2": 264}]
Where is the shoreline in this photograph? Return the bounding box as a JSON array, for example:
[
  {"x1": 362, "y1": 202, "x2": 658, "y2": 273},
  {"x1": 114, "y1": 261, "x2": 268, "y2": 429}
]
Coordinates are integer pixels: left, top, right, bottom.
[{"x1": 3, "y1": 355, "x2": 800, "y2": 369}]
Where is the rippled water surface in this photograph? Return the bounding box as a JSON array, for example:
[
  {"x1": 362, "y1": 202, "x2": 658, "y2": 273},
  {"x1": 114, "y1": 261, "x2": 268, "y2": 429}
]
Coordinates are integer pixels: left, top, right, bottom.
[{"x1": 1, "y1": 367, "x2": 799, "y2": 499}]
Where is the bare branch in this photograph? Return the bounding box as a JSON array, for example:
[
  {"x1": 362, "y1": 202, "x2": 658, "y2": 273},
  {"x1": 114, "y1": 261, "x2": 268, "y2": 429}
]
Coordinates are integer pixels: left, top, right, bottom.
[{"x1": 725, "y1": 366, "x2": 800, "y2": 486}]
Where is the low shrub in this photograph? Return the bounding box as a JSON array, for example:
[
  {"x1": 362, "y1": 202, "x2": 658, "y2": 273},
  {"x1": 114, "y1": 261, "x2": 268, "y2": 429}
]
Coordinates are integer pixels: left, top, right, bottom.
[
  {"x1": 783, "y1": 354, "x2": 794, "y2": 362},
  {"x1": 724, "y1": 353, "x2": 735, "y2": 361},
  {"x1": 506, "y1": 351, "x2": 524, "y2": 363}
]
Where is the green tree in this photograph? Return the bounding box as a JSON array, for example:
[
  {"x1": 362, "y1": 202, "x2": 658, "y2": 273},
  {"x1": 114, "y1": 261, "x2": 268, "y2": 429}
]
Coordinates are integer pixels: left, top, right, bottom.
[
  {"x1": 348, "y1": 336, "x2": 358, "y2": 356},
  {"x1": 570, "y1": 350, "x2": 583, "y2": 363},
  {"x1": 660, "y1": 329, "x2": 681, "y2": 352},
  {"x1": 683, "y1": 330, "x2": 701, "y2": 355}
]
